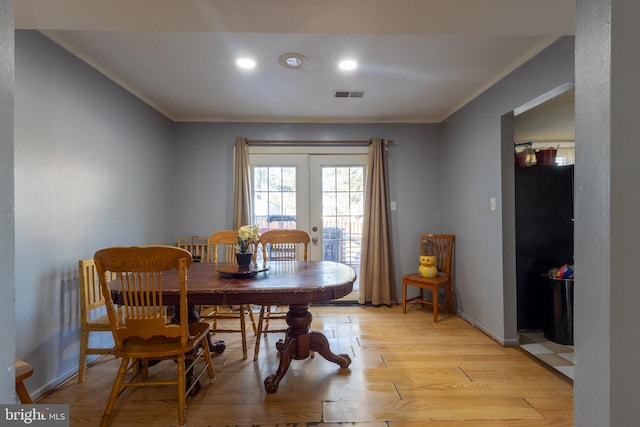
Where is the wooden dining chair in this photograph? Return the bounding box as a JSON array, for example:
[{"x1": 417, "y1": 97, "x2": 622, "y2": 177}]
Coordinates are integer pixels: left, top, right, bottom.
[
  {"x1": 176, "y1": 236, "x2": 208, "y2": 263},
  {"x1": 254, "y1": 229, "x2": 310, "y2": 361},
  {"x1": 205, "y1": 230, "x2": 257, "y2": 359},
  {"x1": 78, "y1": 258, "x2": 118, "y2": 383},
  {"x1": 402, "y1": 233, "x2": 455, "y2": 322},
  {"x1": 94, "y1": 245, "x2": 215, "y2": 427}
]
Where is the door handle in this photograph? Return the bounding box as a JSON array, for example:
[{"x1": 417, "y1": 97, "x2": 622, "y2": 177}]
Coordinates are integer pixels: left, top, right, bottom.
[{"x1": 312, "y1": 237, "x2": 318, "y2": 244}]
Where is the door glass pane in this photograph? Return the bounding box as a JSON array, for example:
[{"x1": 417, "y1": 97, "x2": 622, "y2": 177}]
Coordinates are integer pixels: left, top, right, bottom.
[
  {"x1": 321, "y1": 166, "x2": 364, "y2": 291},
  {"x1": 254, "y1": 166, "x2": 297, "y2": 233}
]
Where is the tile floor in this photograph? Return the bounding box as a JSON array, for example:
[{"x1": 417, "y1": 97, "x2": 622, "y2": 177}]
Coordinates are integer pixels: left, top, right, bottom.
[{"x1": 519, "y1": 330, "x2": 575, "y2": 380}]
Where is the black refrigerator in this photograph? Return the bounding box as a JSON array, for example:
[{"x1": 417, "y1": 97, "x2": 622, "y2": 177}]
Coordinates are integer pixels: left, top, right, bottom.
[{"x1": 515, "y1": 164, "x2": 574, "y2": 330}]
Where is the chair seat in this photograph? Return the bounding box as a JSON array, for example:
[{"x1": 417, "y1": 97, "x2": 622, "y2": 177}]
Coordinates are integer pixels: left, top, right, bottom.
[
  {"x1": 87, "y1": 308, "x2": 122, "y2": 329},
  {"x1": 86, "y1": 319, "x2": 112, "y2": 331},
  {"x1": 115, "y1": 322, "x2": 210, "y2": 359},
  {"x1": 402, "y1": 272, "x2": 448, "y2": 286},
  {"x1": 402, "y1": 273, "x2": 453, "y2": 322},
  {"x1": 402, "y1": 272, "x2": 450, "y2": 305}
]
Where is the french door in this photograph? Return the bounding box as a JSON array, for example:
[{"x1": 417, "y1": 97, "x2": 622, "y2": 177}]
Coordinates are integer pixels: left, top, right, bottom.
[{"x1": 250, "y1": 151, "x2": 367, "y2": 299}]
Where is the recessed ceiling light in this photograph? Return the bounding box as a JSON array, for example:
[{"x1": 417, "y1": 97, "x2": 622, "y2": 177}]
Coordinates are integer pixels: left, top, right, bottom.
[
  {"x1": 236, "y1": 57, "x2": 256, "y2": 69},
  {"x1": 279, "y1": 53, "x2": 305, "y2": 69},
  {"x1": 338, "y1": 59, "x2": 358, "y2": 71},
  {"x1": 286, "y1": 57, "x2": 302, "y2": 67}
]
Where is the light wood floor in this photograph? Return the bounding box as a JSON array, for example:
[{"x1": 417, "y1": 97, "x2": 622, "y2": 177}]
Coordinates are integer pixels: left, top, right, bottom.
[{"x1": 39, "y1": 305, "x2": 573, "y2": 426}]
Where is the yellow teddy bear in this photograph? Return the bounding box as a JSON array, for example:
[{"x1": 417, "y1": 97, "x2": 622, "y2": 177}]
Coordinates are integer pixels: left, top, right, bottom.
[{"x1": 418, "y1": 255, "x2": 438, "y2": 278}]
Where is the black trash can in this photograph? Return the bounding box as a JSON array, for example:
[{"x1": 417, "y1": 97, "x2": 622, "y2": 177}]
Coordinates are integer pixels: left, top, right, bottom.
[{"x1": 543, "y1": 276, "x2": 574, "y2": 345}]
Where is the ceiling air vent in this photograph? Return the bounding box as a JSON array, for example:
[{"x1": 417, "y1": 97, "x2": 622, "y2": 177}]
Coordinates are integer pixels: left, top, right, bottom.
[{"x1": 334, "y1": 90, "x2": 365, "y2": 98}]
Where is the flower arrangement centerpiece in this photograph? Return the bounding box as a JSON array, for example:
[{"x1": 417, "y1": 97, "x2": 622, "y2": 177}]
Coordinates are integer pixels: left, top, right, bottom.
[{"x1": 236, "y1": 225, "x2": 259, "y2": 268}]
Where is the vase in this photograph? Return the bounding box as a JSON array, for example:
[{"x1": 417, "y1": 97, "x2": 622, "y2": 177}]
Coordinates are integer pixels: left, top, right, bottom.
[{"x1": 235, "y1": 252, "x2": 253, "y2": 269}]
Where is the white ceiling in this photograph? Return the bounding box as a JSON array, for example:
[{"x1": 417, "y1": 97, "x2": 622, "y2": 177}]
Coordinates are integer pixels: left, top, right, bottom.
[{"x1": 15, "y1": 0, "x2": 576, "y2": 124}]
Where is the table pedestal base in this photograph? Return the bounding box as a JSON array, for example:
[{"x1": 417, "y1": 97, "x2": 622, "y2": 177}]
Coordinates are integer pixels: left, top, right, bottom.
[{"x1": 264, "y1": 303, "x2": 351, "y2": 393}]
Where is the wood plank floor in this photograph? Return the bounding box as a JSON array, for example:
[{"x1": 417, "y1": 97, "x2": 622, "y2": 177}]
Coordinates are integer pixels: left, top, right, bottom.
[{"x1": 38, "y1": 305, "x2": 573, "y2": 426}]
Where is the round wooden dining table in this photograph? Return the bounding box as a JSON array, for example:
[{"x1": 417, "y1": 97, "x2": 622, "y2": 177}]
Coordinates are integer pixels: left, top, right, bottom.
[{"x1": 111, "y1": 260, "x2": 356, "y2": 393}]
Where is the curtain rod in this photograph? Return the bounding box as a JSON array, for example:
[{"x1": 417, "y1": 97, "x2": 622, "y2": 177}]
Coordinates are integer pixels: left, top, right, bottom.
[{"x1": 245, "y1": 139, "x2": 394, "y2": 146}]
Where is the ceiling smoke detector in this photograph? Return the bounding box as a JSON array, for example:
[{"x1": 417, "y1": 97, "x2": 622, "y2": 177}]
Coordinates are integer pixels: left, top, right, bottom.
[{"x1": 279, "y1": 53, "x2": 305, "y2": 69}]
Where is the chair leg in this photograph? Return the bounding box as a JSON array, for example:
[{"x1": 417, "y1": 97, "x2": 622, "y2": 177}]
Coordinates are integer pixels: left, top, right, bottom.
[
  {"x1": 78, "y1": 327, "x2": 89, "y2": 383},
  {"x1": 433, "y1": 286, "x2": 439, "y2": 323},
  {"x1": 402, "y1": 282, "x2": 407, "y2": 314},
  {"x1": 264, "y1": 306, "x2": 271, "y2": 333},
  {"x1": 239, "y1": 306, "x2": 248, "y2": 359},
  {"x1": 246, "y1": 305, "x2": 257, "y2": 334},
  {"x1": 176, "y1": 354, "x2": 186, "y2": 427},
  {"x1": 200, "y1": 337, "x2": 216, "y2": 381},
  {"x1": 253, "y1": 305, "x2": 267, "y2": 361},
  {"x1": 446, "y1": 283, "x2": 454, "y2": 313},
  {"x1": 101, "y1": 357, "x2": 129, "y2": 427},
  {"x1": 15, "y1": 381, "x2": 32, "y2": 404},
  {"x1": 208, "y1": 306, "x2": 218, "y2": 330}
]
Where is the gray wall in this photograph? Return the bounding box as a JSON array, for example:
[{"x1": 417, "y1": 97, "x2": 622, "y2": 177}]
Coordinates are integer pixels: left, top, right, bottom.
[
  {"x1": 439, "y1": 37, "x2": 575, "y2": 343},
  {"x1": 0, "y1": 0, "x2": 15, "y2": 402},
  {"x1": 14, "y1": 31, "x2": 174, "y2": 396},
  {"x1": 575, "y1": 0, "x2": 640, "y2": 424}
]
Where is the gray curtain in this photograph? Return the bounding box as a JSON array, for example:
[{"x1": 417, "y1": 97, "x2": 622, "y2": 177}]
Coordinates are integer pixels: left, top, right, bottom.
[
  {"x1": 233, "y1": 137, "x2": 252, "y2": 229},
  {"x1": 358, "y1": 138, "x2": 395, "y2": 305}
]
